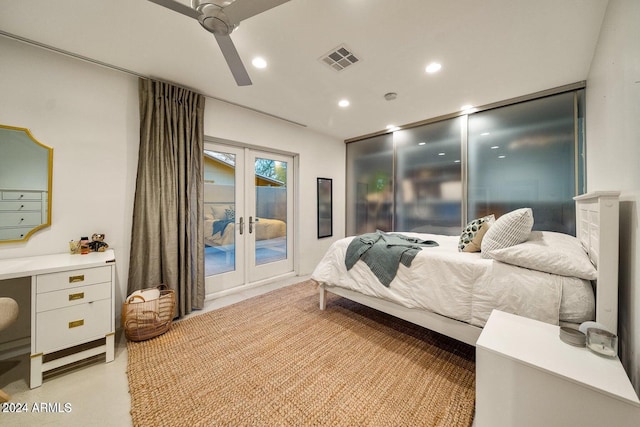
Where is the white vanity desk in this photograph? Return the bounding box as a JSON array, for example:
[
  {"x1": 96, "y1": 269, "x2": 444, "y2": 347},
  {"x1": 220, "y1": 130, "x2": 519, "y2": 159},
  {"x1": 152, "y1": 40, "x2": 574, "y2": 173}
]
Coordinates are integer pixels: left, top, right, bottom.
[{"x1": 0, "y1": 249, "x2": 115, "y2": 388}]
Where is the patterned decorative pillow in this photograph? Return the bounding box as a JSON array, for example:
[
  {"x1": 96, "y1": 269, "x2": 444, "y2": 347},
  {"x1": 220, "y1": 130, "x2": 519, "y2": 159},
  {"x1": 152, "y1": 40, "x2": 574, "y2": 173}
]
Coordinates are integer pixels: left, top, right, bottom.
[
  {"x1": 481, "y1": 208, "x2": 534, "y2": 258},
  {"x1": 458, "y1": 214, "x2": 495, "y2": 252},
  {"x1": 224, "y1": 206, "x2": 235, "y2": 221}
]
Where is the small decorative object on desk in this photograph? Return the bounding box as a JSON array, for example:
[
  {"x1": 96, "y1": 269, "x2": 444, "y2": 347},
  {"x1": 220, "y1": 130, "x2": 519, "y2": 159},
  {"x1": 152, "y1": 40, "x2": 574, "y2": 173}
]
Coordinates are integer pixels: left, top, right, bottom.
[
  {"x1": 87, "y1": 233, "x2": 109, "y2": 252},
  {"x1": 586, "y1": 328, "x2": 618, "y2": 358},
  {"x1": 69, "y1": 240, "x2": 81, "y2": 255},
  {"x1": 559, "y1": 327, "x2": 586, "y2": 347},
  {"x1": 80, "y1": 236, "x2": 90, "y2": 254}
]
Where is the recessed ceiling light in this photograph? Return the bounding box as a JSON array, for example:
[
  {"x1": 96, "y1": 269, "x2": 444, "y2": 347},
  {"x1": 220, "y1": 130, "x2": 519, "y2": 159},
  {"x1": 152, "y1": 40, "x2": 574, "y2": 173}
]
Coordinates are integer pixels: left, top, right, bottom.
[
  {"x1": 491, "y1": 145, "x2": 500, "y2": 150},
  {"x1": 252, "y1": 57, "x2": 267, "y2": 69},
  {"x1": 338, "y1": 99, "x2": 350, "y2": 108},
  {"x1": 454, "y1": 160, "x2": 461, "y2": 163},
  {"x1": 418, "y1": 142, "x2": 426, "y2": 146},
  {"x1": 425, "y1": 62, "x2": 442, "y2": 73},
  {"x1": 438, "y1": 152, "x2": 446, "y2": 156},
  {"x1": 481, "y1": 132, "x2": 491, "y2": 136},
  {"x1": 498, "y1": 155, "x2": 506, "y2": 159}
]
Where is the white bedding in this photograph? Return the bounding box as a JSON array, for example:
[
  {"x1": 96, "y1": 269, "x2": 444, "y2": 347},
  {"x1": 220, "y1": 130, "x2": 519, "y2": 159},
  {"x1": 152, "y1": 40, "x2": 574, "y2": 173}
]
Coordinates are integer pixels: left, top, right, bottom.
[{"x1": 311, "y1": 232, "x2": 594, "y2": 328}]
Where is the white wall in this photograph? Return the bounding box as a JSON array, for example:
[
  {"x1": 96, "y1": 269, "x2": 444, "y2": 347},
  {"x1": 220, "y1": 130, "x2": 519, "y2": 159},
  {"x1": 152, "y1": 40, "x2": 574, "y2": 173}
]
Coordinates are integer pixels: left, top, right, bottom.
[
  {"x1": 0, "y1": 37, "x2": 139, "y2": 317},
  {"x1": 0, "y1": 36, "x2": 345, "y2": 339},
  {"x1": 586, "y1": 0, "x2": 640, "y2": 394}
]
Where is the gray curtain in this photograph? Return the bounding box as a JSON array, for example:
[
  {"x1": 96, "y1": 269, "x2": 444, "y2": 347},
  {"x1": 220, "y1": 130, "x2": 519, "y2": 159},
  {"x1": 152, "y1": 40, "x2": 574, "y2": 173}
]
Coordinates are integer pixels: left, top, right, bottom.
[{"x1": 127, "y1": 78, "x2": 205, "y2": 317}]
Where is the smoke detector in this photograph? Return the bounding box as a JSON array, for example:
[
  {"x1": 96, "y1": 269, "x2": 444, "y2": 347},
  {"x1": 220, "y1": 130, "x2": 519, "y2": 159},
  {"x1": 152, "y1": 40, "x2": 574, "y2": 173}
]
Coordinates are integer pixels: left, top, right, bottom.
[{"x1": 384, "y1": 92, "x2": 398, "y2": 101}]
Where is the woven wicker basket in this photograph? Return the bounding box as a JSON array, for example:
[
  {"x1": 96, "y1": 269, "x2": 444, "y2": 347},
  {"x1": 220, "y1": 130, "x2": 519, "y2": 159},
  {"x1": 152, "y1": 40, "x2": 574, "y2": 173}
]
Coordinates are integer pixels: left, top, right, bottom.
[{"x1": 123, "y1": 285, "x2": 176, "y2": 342}]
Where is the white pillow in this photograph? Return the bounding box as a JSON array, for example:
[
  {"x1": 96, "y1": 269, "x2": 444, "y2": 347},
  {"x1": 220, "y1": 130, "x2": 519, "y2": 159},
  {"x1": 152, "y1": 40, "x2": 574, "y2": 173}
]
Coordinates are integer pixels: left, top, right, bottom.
[
  {"x1": 481, "y1": 208, "x2": 534, "y2": 258},
  {"x1": 488, "y1": 231, "x2": 597, "y2": 280}
]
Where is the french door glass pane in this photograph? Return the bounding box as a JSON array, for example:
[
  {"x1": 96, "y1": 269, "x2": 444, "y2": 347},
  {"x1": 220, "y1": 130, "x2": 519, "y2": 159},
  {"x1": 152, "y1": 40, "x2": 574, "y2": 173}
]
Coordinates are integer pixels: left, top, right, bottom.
[
  {"x1": 394, "y1": 117, "x2": 463, "y2": 234},
  {"x1": 346, "y1": 134, "x2": 394, "y2": 235},
  {"x1": 467, "y1": 92, "x2": 577, "y2": 234},
  {"x1": 254, "y1": 157, "x2": 287, "y2": 265},
  {"x1": 203, "y1": 150, "x2": 236, "y2": 276}
]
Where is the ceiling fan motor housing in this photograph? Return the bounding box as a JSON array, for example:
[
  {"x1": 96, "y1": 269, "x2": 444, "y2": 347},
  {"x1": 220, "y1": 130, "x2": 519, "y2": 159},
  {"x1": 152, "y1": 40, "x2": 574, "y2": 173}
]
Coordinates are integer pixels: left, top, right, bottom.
[{"x1": 193, "y1": 1, "x2": 237, "y2": 35}]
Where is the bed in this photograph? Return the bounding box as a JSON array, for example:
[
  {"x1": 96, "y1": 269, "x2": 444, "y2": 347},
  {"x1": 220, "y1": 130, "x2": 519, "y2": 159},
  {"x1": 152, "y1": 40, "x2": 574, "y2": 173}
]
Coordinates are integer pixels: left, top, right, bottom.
[
  {"x1": 204, "y1": 203, "x2": 286, "y2": 247},
  {"x1": 311, "y1": 192, "x2": 620, "y2": 346}
]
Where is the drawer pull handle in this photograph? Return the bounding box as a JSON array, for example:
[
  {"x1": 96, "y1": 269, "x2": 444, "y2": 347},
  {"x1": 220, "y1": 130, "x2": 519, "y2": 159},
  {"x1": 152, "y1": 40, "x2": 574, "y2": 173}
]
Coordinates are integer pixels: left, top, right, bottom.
[
  {"x1": 68, "y1": 319, "x2": 84, "y2": 329},
  {"x1": 69, "y1": 275, "x2": 85, "y2": 283},
  {"x1": 69, "y1": 292, "x2": 85, "y2": 301}
]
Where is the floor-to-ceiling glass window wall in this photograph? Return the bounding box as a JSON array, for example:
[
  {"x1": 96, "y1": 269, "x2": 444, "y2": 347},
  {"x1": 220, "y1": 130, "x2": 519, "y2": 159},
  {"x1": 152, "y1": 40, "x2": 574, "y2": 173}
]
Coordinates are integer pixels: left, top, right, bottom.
[
  {"x1": 346, "y1": 87, "x2": 584, "y2": 237},
  {"x1": 346, "y1": 134, "x2": 394, "y2": 235},
  {"x1": 395, "y1": 117, "x2": 463, "y2": 235},
  {"x1": 467, "y1": 91, "x2": 579, "y2": 234}
]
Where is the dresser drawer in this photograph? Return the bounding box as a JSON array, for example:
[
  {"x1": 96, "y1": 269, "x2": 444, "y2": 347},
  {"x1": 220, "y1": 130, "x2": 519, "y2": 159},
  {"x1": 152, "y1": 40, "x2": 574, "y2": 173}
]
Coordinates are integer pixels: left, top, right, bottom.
[
  {"x1": 1, "y1": 191, "x2": 42, "y2": 201},
  {"x1": 36, "y1": 282, "x2": 111, "y2": 313},
  {"x1": 0, "y1": 200, "x2": 42, "y2": 211},
  {"x1": 37, "y1": 266, "x2": 112, "y2": 294},
  {"x1": 0, "y1": 211, "x2": 42, "y2": 226},
  {"x1": 35, "y1": 299, "x2": 112, "y2": 354},
  {"x1": 0, "y1": 227, "x2": 35, "y2": 240}
]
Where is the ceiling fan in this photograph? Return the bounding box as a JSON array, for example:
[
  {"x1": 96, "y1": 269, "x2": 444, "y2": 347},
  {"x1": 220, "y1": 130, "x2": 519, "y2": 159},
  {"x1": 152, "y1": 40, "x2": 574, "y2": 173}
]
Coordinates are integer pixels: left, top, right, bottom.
[{"x1": 147, "y1": 0, "x2": 290, "y2": 86}]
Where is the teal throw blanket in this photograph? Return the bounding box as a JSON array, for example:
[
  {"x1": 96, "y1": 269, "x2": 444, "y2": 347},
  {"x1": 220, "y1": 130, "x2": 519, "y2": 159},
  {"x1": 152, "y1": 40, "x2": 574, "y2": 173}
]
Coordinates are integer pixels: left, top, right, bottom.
[{"x1": 345, "y1": 231, "x2": 439, "y2": 287}]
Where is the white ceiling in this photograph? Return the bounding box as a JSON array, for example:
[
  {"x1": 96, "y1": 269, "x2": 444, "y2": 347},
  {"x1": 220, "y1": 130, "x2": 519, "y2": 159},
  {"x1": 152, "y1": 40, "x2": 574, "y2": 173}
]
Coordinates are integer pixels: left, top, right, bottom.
[{"x1": 0, "y1": 0, "x2": 608, "y2": 141}]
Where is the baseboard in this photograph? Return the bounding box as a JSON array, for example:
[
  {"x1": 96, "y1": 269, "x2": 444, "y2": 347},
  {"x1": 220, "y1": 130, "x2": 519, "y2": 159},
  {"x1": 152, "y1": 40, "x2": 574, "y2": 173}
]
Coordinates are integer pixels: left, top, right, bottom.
[{"x1": 0, "y1": 336, "x2": 30, "y2": 360}]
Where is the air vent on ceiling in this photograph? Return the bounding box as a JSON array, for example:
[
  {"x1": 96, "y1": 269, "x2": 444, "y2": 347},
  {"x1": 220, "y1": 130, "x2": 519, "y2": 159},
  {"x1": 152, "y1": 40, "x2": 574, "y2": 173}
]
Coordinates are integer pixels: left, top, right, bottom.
[{"x1": 319, "y1": 45, "x2": 360, "y2": 71}]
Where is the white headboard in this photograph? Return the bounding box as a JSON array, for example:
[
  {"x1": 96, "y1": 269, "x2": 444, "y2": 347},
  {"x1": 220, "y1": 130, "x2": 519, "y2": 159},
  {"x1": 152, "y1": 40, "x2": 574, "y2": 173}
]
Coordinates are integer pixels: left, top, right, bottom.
[{"x1": 573, "y1": 191, "x2": 620, "y2": 334}]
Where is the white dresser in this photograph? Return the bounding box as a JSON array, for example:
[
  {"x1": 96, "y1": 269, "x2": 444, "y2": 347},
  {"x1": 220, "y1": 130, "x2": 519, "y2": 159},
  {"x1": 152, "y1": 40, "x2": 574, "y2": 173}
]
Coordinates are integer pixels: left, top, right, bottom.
[
  {"x1": 0, "y1": 250, "x2": 115, "y2": 388},
  {"x1": 476, "y1": 310, "x2": 640, "y2": 427}
]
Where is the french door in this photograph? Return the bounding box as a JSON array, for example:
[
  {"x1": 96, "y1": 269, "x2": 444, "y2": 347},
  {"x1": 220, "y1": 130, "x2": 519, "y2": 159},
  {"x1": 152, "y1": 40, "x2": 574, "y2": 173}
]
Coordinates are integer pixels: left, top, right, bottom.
[{"x1": 203, "y1": 143, "x2": 294, "y2": 295}]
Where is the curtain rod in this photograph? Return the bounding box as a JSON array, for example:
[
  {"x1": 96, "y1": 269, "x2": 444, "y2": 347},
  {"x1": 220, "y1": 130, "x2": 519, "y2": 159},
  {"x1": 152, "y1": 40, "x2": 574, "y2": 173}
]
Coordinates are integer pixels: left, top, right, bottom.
[{"x1": 0, "y1": 31, "x2": 307, "y2": 129}]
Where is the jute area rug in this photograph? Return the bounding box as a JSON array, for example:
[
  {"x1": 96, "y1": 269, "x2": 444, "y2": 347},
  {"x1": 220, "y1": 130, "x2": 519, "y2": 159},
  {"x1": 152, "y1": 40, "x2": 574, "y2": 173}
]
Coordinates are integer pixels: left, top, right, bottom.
[{"x1": 127, "y1": 281, "x2": 476, "y2": 426}]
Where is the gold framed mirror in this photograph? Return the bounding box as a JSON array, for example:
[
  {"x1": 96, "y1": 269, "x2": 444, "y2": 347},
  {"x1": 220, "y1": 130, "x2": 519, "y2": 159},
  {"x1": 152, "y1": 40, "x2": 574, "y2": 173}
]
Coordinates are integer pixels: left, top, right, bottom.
[{"x1": 0, "y1": 124, "x2": 53, "y2": 243}]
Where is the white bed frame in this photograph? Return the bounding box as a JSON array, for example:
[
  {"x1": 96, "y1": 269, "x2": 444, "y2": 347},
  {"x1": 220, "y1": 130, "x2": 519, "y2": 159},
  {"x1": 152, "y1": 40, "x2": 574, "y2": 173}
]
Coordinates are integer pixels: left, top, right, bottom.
[{"x1": 318, "y1": 191, "x2": 620, "y2": 346}]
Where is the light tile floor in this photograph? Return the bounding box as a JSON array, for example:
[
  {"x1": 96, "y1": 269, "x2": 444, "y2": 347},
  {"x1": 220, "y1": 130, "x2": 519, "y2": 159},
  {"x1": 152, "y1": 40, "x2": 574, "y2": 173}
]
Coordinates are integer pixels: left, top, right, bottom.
[{"x1": 0, "y1": 275, "x2": 307, "y2": 426}]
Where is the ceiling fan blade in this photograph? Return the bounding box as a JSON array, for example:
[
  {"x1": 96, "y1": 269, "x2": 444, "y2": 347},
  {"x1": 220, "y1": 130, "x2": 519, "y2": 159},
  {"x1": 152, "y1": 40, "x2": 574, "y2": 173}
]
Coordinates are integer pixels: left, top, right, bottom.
[
  {"x1": 223, "y1": 0, "x2": 290, "y2": 24},
  {"x1": 147, "y1": 0, "x2": 201, "y2": 20},
  {"x1": 214, "y1": 33, "x2": 252, "y2": 86}
]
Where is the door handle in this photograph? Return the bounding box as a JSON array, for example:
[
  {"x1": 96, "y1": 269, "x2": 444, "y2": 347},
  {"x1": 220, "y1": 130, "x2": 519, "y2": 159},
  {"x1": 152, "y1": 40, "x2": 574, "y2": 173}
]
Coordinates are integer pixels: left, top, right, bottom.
[
  {"x1": 249, "y1": 216, "x2": 254, "y2": 234},
  {"x1": 239, "y1": 217, "x2": 244, "y2": 235}
]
